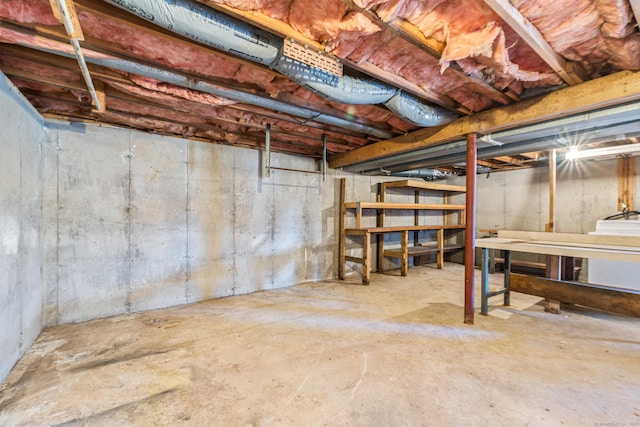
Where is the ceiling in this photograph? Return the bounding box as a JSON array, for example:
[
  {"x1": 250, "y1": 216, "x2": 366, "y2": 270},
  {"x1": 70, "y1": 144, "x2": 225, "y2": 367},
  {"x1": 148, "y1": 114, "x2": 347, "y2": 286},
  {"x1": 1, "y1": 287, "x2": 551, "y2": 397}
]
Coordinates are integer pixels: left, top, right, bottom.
[{"x1": 1, "y1": 0, "x2": 640, "y2": 175}]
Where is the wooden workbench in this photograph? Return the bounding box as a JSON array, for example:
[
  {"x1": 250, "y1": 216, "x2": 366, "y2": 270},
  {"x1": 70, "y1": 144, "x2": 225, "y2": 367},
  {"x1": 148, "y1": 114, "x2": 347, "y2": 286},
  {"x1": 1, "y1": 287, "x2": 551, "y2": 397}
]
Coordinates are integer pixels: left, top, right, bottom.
[{"x1": 475, "y1": 231, "x2": 640, "y2": 317}]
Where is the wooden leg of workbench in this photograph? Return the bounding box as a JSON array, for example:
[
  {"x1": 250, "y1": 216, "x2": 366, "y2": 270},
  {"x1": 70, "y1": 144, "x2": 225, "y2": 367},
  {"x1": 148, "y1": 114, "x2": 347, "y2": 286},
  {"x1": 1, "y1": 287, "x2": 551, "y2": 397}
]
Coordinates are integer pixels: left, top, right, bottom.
[
  {"x1": 401, "y1": 230, "x2": 408, "y2": 276},
  {"x1": 436, "y1": 228, "x2": 444, "y2": 269},
  {"x1": 363, "y1": 233, "x2": 371, "y2": 285}
]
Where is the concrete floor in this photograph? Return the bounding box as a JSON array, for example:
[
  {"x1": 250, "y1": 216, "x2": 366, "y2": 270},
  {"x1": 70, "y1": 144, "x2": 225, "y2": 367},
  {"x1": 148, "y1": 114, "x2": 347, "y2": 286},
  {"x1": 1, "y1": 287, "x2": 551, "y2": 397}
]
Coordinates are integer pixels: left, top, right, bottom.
[{"x1": 1, "y1": 264, "x2": 639, "y2": 426}]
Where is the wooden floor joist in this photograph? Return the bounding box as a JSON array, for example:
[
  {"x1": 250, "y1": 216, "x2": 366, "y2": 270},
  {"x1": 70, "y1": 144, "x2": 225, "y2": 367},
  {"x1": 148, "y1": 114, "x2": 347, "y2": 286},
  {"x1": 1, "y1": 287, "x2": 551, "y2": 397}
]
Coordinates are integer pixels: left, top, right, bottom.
[{"x1": 510, "y1": 273, "x2": 640, "y2": 318}]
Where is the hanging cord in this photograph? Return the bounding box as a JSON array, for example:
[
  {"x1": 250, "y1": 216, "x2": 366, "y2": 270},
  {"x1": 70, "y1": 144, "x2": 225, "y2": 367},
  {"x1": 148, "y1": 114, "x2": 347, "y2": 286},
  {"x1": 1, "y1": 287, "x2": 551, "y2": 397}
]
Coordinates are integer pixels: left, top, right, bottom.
[{"x1": 603, "y1": 205, "x2": 640, "y2": 220}]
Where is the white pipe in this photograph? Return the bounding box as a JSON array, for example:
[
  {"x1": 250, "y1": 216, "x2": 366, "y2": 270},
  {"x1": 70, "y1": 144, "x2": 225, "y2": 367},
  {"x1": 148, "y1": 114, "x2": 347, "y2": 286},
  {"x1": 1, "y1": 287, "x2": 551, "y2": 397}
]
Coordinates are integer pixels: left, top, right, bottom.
[
  {"x1": 36, "y1": 46, "x2": 393, "y2": 138},
  {"x1": 55, "y1": 0, "x2": 102, "y2": 111}
]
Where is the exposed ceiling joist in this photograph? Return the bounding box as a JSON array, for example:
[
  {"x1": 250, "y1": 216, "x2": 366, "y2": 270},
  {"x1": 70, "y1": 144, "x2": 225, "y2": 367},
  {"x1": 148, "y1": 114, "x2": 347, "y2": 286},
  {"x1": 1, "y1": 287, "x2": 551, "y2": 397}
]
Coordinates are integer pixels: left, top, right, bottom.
[
  {"x1": 340, "y1": 0, "x2": 515, "y2": 105},
  {"x1": 204, "y1": 1, "x2": 466, "y2": 112},
  {"x1": 494, "y1": 155, "x2": 523, "y2": 165},
  {"x1": 482, "y1": 0, "x2": 585, "y2": 86},
  {"x1": 329, "y1": 70, "x2": 640, "y2": 169},
  {"x1": 630, "y1": 0, "x2": 640, "y2": 31}
]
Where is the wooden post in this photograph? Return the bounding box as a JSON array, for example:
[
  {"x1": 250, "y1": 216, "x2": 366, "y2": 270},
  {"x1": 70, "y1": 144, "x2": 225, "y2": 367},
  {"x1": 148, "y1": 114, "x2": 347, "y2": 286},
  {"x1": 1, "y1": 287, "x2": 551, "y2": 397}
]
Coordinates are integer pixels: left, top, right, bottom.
[
  {"x1": 546, "y1": 149, "x2": 556, "y2": 233},
  {"x1": 338, "y1": 178, "x2": 346, "y2": 280},
  {"x1": 377, "y1": 183, "x2": 385, "y2": 272},
  {"x1": 436, "y1": 227, "x2": 444, "y2": 269},
  {"x1": 618, "y1": 157, "x2": 634, "y2": 211},
  {"x1": 401, "y1": 230, "x2": 409, "y2": 276},
  {"x1": 363, "y1": 232, "x2": 371, "y2": 286},
  {"x1": 464, "y1": 133, "x2": 477, "y2": 324},
  {"x1": 545, "y1": 150, "x2": 560, "y2": 313}
]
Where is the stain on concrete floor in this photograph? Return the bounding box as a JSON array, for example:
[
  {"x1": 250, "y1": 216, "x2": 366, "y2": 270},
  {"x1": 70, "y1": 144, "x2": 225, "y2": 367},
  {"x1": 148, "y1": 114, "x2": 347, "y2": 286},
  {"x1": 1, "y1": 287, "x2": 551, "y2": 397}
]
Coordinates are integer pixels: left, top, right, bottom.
[{"x1": 1, "y1": 264, "x2": 639, "y2": 426}]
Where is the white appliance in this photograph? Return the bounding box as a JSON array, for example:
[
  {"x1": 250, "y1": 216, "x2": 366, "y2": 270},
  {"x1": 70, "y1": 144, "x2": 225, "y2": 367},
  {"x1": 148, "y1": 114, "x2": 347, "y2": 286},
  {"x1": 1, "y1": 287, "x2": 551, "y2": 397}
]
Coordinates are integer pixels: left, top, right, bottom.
[{"x1": 588, "y1": 219, "x2": 640, "y2": 291}]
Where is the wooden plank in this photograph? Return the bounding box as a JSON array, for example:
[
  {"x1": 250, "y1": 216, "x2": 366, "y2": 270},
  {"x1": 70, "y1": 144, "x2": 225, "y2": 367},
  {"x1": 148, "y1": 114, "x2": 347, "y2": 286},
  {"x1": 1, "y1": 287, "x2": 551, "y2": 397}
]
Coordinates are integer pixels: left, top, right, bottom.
[
  {"x1": 510, "y1": 273, "x2": 640, "y2": 317},
  {"x1": 483, "y1": 0, "x2": 582, "y2": 85},
  {"x1": 50, "y1": 0, "x2": 85, "y2": 39},
  {"x1": 91, "y1": 79, "x2": 105, "y2": 112},
  {"x1": 497, "y1": 230, "x2": 640, "y2": 248},
  {"x1": 346, "y1": 225, "x2": 466, "y2": 233},
  {"x1": 384, "y1": 244, "x2": 462, "y2": 257},
  {"x1": 339, "y1": 178, "x2": 346, "y2": 280},
  {"x1": 476, "y1": 238, "x2": 640, "y2": 262},
  {"x1": 344, "y1": 202, "x2": 465, "y2": 210},
  {"x1": 381, "y1": 179, "x2": 466, "y2": 192},
  {"x1": 329, "y1": 71, "x2": 640, "y2": 169},
  {"x1": 345, "y1": 256, "x2": 365, "y2": 265}
]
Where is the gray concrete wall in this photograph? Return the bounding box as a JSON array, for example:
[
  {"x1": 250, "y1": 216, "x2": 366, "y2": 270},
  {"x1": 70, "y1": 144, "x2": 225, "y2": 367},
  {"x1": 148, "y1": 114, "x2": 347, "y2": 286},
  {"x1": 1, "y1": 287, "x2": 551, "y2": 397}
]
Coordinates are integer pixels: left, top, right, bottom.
[
  {"x1": 449, "y1": 158, "x2": 640, "y2": 235},
  {"x1": 0, "y1": 73, "x2": 45, "y2": 382},
  {"x1": 43, "y1": 120, "x2": 388, "y2": 325}
]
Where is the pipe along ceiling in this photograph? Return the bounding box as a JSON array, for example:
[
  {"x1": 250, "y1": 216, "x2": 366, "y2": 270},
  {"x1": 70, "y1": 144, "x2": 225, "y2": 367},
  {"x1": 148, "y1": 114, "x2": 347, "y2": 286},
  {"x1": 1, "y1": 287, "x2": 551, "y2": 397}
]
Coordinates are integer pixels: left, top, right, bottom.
[{"x1": 102, "y1": 0, "x2": 459, "y2": 130}]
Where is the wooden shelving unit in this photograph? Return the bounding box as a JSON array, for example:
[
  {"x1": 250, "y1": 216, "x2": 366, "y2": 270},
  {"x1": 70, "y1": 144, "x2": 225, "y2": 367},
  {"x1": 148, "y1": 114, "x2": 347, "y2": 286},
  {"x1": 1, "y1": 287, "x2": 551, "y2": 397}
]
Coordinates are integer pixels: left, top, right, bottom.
[{"x1": 338, "y1": 178, "x2": 466, "y2": 285}]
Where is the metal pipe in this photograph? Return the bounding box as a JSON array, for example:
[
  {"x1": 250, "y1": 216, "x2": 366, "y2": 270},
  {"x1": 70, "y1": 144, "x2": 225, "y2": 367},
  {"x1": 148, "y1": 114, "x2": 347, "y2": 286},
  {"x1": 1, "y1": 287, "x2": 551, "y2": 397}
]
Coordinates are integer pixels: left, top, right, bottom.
[
  {"x1": 265, "y1": 123, "x2": 271, "y2": 177},
  {"x1": 103, "y1": 0, "x2": 458, "y2": 127},
  {"x1": 269, "y1": 166, "x2": 322, "y2": 174},
  {"x1": 35, "y1": 46, "x2": 394, "y2": 138},
  {"x1": 322, "y1": 134, "x2": 327, "y2": 183},
  {"x1": 464, "y1": 133, "x2": 477, "y2": 325},
  {"x1": 54, "y1": 0, "x2": 102, "y2": 111}
]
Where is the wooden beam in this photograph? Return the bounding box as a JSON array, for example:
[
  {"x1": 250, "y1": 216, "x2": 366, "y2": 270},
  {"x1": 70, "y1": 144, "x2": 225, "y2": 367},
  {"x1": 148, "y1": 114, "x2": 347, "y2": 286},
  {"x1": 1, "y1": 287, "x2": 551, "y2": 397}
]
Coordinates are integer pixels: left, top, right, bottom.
[
  {"x1": 630, "y1": 0, "x2": 640, "y2": 35},
  {"x1": 618, "y1": 157, "x2": 634, "y2": 211},
  {"x1": 204, "y1": 1, "x2": 462, "y2": 112},
  {"x1": 341, "y1": 0, "x2": 513, "y2": 106},
  {"x1": 464, "y1": 133, "x2": 477, "y2": 324},
  {"x1": 329, "y1": 71, "x2": 640, "y2": 169},
  {"x1": 519, "y1": 151, "x2": 541, "y2": 160},
  {"x1": 510, "y1": 273, "x2": 640, "y2": 318},
  {"x1": 494, "y1": 155, "x2": 523, "y2": 165},
  {"x1": 482, "y1": 0, "x2": 583, "y2": 85},
  {"x1": 477, "y1": 159, "x2": 501, "y2": 169}
]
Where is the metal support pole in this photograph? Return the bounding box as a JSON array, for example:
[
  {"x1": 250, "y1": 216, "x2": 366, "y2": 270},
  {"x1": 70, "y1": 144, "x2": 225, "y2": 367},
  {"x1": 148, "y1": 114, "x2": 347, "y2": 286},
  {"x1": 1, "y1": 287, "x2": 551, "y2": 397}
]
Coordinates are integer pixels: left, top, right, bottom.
[
  {"x1": 481, "y1": 247, "x2": 489, "y2": 315},
  {"x1": 265, "y1": 123, "x2": 271, "y2": 177},
  {"x1": 504, "y1": 249, "x2": 511, "y2": 306},
  {"x1": 322, "y1": 134, "x2": 327, "y2": 183},
  {"x1": 464, "y1": 133, "x2": 477, "y2": 324}
]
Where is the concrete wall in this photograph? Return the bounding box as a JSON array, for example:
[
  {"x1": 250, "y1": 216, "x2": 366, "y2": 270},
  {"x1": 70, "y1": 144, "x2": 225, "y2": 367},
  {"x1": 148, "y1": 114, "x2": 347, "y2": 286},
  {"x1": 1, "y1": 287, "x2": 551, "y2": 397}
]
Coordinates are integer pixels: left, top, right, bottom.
[
  {"x1": 449, "y1": 159, "x2": 640, "y2": 235},
  {"x1": 43, "y1": 120, "x2": 388, "y2": 325},
  {"x1": 0, "y1": 73, "x2": 45, "y2": 382}
]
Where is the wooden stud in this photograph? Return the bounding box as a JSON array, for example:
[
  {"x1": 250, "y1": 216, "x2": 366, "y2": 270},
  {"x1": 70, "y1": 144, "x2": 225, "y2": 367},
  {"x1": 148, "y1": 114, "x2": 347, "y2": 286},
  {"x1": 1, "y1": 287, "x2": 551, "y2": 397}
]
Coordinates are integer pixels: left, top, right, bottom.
[
  {"x1": 618, "y1": 157, "x2": 634, "y2": 211},
  {"x1": 377, "y1": 183, "x2": 386, "y2": 272},
  {"x1": 49, "y1": 0, "x2": 84, "y2": 40},
  {"x1": 437, "y1": 227, "x2": 445, "y2": 269},
  {"x1": 401, "y1": 230, "x2": 409, "y2": 276},
  {"x1": 338, "y1": 178, "x2": 346, "y2": 280},
  {"x1": 363, "y1": 232, "x2": 371, "y2": 285},
  {"x1": 483, "y1": 0, "x2": 582, "y2": 85},
  {"x1": 91, "y1": 80, "x2": 106, "y2": 112},
  {"x1": 546, "y1": 150, "x2": 556, "y2": 232},
  {"x1": 464, "y1": 134, "x2": 477, "y2": 324}
]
